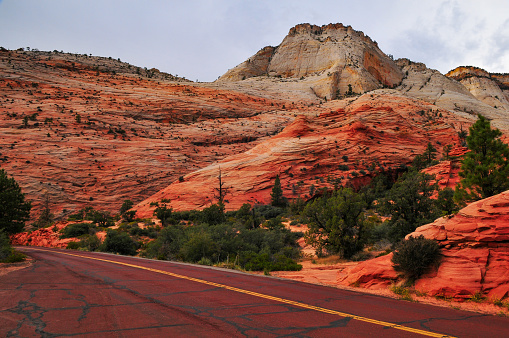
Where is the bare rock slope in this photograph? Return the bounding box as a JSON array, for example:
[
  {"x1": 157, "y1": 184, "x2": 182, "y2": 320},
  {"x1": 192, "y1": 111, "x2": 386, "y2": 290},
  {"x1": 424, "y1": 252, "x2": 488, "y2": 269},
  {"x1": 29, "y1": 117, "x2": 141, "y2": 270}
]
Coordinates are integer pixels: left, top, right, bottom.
[
  {"x1": 218, "y1": 23, "x2": 403, "y2": 100},
  {"x1": 135, "y1": 92, "x2": 469, "y2": 217},
  {"x1": 0, "y1": 49, "x2": 296, "y2": 219}
]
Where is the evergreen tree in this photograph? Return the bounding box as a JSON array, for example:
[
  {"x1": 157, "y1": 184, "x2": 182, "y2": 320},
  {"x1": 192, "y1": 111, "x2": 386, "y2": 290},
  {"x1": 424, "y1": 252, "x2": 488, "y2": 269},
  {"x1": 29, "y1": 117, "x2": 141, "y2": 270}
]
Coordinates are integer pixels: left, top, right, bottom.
[
  {"x1": 151, "y1": 199, "x2": 172, "y2": 226},
  {"x1": 303, "y1": 188, "x2": 367, "y2": 258},
  {"x1": 270, "y1": 175, "x2": 285, "y2": 207},
  {"x1": 454, "y1": 115, "x2": 509, "y2": 204},
  {"x1": 120, "y1": 199, "x2": 136, "y2": 222},
  {"x1": 0, "y1": 169, "x2": 31, "y2": 234},
  {"x1": 378, "y1": 171, "x2": 438, "y2": 242},
  {"x1": 423, "y1": 142, "x2": 438, "y2": 164},
  {"x1": 412, "y1": 142, "x2": 438, "y2": 170}
]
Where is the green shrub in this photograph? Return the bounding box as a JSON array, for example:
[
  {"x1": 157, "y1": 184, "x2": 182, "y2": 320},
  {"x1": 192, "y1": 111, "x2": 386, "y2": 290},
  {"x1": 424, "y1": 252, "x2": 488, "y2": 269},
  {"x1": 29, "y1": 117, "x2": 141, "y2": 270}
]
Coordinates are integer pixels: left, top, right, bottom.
[
  {"x1": 80, "y1": 234, "x2": 101, "y2": 251},
  {"x1": 60, "y1": 222, "x2": 95, "y2": 239},
  {"x1": 2, "y1": 251, "x2": 26, "y2": 263},
  {"x1": 392, "y1": 235, "x2": 441, "y2": 282},
  {"x1": 254, "y1": 205, "x2": 284, "y2": 220},
  {"x1": 0, "y1": 231, "x2": 12, "y2": 261},
  {"x1": 66, "y1": 241, "x2": 81, "y2": 250},
  {"x1": 101, "y1": 230, "x2": 138, "y2": 255}
]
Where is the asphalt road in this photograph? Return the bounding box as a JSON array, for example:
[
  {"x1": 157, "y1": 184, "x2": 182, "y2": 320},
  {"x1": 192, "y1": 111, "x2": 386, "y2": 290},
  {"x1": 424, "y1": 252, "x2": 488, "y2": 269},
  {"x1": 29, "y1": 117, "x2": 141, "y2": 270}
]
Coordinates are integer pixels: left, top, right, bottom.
[{"x1": 1, "y1": 247, "x2": 509, "y2": 337}]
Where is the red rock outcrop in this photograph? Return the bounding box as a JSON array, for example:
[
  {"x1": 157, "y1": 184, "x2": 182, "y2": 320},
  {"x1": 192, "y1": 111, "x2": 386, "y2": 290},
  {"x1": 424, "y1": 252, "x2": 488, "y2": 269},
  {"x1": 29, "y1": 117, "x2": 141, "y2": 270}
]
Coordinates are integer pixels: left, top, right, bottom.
[
  {"x1": 338, "y1": 190, "x2": 509, "y2": 300},
  {"x1": 10, "y1": 222, "x2": 75, "y2": 248},
  {"x1": 135, "y1": 92, "x2": 469, "y2": 217}
]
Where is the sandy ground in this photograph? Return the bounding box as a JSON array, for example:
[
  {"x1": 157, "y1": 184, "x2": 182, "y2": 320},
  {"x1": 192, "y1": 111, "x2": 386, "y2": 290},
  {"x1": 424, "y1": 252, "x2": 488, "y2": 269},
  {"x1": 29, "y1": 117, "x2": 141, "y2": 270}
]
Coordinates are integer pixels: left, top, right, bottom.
[{"x1": 0, "y1": 256, "x2": 33, "y2": 277}]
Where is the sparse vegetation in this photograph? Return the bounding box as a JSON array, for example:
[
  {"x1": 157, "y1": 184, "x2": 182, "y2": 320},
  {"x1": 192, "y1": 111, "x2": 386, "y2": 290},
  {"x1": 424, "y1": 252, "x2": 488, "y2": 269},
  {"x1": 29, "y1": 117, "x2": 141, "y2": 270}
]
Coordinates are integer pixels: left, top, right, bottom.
[{"x1": 391, "y1": 235, "x2": 441, "y2": 283}]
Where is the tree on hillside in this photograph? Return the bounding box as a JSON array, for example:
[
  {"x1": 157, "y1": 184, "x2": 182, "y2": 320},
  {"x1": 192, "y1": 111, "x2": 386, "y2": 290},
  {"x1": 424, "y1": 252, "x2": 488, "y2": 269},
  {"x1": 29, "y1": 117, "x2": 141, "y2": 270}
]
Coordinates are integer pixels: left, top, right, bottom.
[
  {"x1": 270, "y1": 175, "x2": 286, "y2": 207},
  {"x1": 214, "y1": 167, "x2": 230, "y2": 207},
  {"x1": 151, "y1": 199, "x2": 172, "y2": 226},
  {"x1": 454, "y1": 114, "x2": 509, "y2": 205},
  {"x1": 378, "y1": 171, "x2": 438, "y2": 242},
  {"x1": 120, "y1": 199, "x2": 136, "y2": 222},
  {"x1": 0, "y1": 169, "x2": 31, "y2": 234},
  {"x1": 412, "y1": 142, "x2": 438, "y2": 170},
  {"x1": 35, "y1": 193, "x2": 54, "y2": 228},
  {"x1": 303, "y1": 188, "x2": 368, "y2": 258}
]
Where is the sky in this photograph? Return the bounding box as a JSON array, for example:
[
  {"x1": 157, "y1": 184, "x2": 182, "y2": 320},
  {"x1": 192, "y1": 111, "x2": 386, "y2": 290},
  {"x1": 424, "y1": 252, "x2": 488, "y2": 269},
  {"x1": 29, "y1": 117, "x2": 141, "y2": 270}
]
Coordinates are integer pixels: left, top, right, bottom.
[{"x1": 0, "y1": 0, "x2": 508, "y2": 82}]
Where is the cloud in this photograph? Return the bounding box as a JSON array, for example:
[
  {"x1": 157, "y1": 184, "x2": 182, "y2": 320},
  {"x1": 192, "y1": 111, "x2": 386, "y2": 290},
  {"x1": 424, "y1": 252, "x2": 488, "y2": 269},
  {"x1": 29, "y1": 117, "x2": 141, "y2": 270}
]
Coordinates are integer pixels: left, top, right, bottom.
[{"x1": 0, "y1": 0, "x2": 508, "y2": 80}]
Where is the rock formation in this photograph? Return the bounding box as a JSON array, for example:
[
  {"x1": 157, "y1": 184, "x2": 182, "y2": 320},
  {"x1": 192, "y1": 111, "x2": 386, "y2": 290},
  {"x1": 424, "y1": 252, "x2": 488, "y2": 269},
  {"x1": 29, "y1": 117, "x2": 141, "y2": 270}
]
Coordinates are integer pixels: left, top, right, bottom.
[
  {"x1": 218, "y1": 23, "x2": 404, "y2": 100},
  {"x1": 338, "y1": 190, "x2": 509, "y2": 300},
  {"x1": 10, "y1": 222, "x2": 75, "y2": 248},
  {"x1": 446, "y1": 66, "x2": 509, "y2": 114},
  {"x1": 0, "y1": 48, "x2": 295, "y2": 219},
  {"x1": 135, "y1": 92, "x2": 469, "y2": 217}
]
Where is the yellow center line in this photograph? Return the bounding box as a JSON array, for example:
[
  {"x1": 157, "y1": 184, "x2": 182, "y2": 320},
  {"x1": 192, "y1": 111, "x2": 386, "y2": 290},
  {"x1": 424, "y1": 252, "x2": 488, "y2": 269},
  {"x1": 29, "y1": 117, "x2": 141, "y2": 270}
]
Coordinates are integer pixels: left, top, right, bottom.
[{"x1": 24, "y1": 248, "x2": 454, "y2": 337}]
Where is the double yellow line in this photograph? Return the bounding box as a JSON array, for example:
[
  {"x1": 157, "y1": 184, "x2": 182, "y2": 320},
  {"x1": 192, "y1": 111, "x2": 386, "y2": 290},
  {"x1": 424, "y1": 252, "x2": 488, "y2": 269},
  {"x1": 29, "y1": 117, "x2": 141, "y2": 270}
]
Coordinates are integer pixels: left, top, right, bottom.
[{"x1": 24, "y1": 248, "x2": 454, "y2": 337}]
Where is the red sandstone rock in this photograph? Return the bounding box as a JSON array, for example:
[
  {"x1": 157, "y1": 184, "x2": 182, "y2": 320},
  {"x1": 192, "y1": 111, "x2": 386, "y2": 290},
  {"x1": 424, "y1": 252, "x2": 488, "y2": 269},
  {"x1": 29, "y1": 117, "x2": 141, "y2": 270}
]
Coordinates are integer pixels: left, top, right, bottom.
[
  {"x1": 0, "y1": 49, "x2": 295, "y2": 220},
  {"x1": 135, "y1": 92, "x2": 470, "y2": 217},
  {"x1": 338, "y1": 190, "x2": 509, "y2": 300},
  {"x1": 10, "y1": 222, "x2": 75, "y2": 248},
  {"x1": 337, "y1": 254, "x2": 398, "y2": 289}
]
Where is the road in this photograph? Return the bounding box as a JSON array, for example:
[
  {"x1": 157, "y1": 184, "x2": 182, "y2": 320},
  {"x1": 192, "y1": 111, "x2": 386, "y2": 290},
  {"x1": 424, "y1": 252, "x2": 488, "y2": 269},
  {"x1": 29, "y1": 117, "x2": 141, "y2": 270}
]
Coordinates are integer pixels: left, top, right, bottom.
[{"x1": 1, "y1": 247, "x2": 508, "y2": 337}]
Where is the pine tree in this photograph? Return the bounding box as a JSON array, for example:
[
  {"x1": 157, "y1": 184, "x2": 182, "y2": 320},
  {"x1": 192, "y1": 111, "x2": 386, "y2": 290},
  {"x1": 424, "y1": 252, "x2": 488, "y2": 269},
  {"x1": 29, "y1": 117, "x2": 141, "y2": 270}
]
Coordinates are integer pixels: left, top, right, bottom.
[
  {"x1": 0, "y1": 169, "x2": 31, "y2": 234},
  {"x1": 270, "y1": 175, "x2": 285, "y2": 207},
  {"x1": 423, "y1": 142, "x2": 438, "y2": 164},
  {"x1": 454, "y1": 115, "x2": 509, "y2": 204}
]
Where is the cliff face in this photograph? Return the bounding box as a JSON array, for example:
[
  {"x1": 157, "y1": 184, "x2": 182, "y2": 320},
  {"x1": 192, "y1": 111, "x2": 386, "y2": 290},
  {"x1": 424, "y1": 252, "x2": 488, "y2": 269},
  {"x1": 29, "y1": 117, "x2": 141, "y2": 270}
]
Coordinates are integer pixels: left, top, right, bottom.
[
  {"x1": 446, "y1": 66, "x2": 509, "y2": 114},
  {"x1": 134, "y1": 92, "x2": 468, "y2": 217},
  {"x1": 218, "y1": 23, "x2": 404, "y2": 100},
  {"x1": 338, "y1": 190, "x2": 509, "y2": 300}
]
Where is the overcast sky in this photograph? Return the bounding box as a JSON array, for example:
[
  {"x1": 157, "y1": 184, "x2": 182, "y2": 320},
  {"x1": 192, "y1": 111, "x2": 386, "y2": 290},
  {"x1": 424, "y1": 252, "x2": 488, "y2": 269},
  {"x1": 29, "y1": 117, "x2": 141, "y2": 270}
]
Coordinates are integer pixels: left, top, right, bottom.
[{"x1": 1, "y1": 0, "x2": 508, "y2": 82}]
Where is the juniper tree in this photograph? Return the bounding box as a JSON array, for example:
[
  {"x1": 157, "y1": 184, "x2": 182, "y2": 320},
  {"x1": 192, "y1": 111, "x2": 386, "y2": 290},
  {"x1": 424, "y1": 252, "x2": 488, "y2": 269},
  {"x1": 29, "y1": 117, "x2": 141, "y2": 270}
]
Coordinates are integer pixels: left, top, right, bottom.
[
  {"x1": 0, "y1": 169, "x2": 31, "y2": 234},
  {"x1": 270, "y1": 175, "x2": 286, "y2": 207},
  {"x1": 454, "y1": 115, "x2": 509, "y2": 205}
]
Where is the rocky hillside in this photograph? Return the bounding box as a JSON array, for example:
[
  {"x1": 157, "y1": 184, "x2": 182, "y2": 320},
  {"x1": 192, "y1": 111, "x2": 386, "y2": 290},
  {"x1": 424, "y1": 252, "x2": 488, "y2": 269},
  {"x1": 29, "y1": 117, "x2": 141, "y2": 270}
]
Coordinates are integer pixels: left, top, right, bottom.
[
  {"x1": 135, "y1": 92, "x2": 469, "y2": 216},
  {"x1": 2, "y1": 22, "x2": 509, "y2": 221},
  {"x1": 446, "y1": 66, "x2": 509, "y2": 113},
  {"x1": 215, "y1": 24, "x2": 509, "y2": 131},
  {"x1": 0, "y1": 48, "x2": 301, "y2": 220}
]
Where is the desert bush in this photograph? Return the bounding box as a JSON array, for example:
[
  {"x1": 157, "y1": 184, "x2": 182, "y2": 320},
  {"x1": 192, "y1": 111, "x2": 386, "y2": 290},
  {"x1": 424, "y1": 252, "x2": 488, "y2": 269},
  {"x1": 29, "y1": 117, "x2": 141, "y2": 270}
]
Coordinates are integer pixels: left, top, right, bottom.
[
  {"x1": 68, "y1": 206, "x2": 94, "y2": 221},
  {"x1": 66, "y1": 241, "x2": 81, "y2": 250},
  {"x1": 60, "y1": 222, "x2": 95, "y2": 239},
  {"x1": 254, "y1": 204, "x2": 284, "y2": 220},
  {"x1": 200, "y1": 203, "x2": 225, "y2": 225},
  {"x1": 101, "y1": 230, "x2": 138, "y2": 255},
  {"x1": 80, "y1": 234, "x2": 101, "y2": 251},
  {"x1": 392, "y1": 235, "x2": 441, "y2": 283},
  {"x1": 0, "y1": 231, "x2": 13, "y2": 261},
  {"x1": 143, "y1": 224, "x2": 186, "y2": 260}
]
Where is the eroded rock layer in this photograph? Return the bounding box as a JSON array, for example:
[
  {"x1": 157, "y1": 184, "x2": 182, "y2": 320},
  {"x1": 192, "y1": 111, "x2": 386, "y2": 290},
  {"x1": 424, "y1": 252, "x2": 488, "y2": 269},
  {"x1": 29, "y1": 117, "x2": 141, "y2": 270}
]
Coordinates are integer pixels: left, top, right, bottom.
[
  {"x1": 135, "y1": 92, "x2": 469, "y2": 217},
  {"x1": 218, "y1": 23, "x2": 403, "y2": 100},
  {"x1": 0, "y1": 49, "x2": 296, "y2": 219}
]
